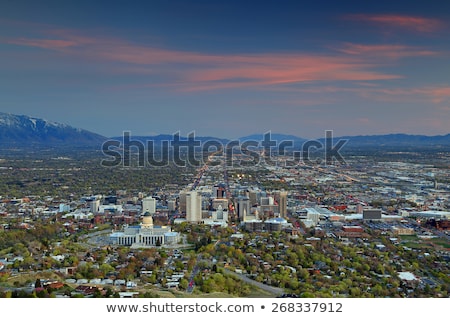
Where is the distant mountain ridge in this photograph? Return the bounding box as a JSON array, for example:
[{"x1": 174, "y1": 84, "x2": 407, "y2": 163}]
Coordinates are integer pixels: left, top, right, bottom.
[
  {"x1": 0, "y1": 112, "x2": 107, "y2": 147},
  {"x1": 111, "y1": 132, "x2": 450, "y2": 149},
  {"x1": 324, "y1": 133, "x2": 450, "y2": 148},
  {"x1": 110, "y1": 134, "x2": 229, "y2": 145},
  {"x1": 1, "y1": 112, "x2": 449, "y2": 149},
  {"x1": 239, "y1": 133, "x2": 307, "y2": 143}
]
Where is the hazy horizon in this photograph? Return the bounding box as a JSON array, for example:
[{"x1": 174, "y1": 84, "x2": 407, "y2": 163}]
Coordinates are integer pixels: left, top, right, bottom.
[{"x1": 3, "y1": 110, "x2": 450, "y2": 141}]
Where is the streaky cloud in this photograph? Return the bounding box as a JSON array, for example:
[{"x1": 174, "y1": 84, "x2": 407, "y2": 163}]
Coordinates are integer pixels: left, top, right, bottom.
[{"x1": 345, "y1": 13, "x2": 444, "y2": 33}]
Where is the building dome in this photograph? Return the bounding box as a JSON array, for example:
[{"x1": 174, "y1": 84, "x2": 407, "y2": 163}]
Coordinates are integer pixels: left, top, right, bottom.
[{"x1": 142, "y1": 212, "x2": 153, "y2": 227}]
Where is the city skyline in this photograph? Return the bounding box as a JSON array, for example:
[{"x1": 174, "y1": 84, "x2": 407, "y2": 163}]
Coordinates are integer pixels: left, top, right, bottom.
[{"x1": 1, "y1": 1, "x2": 450, "y2": 139}]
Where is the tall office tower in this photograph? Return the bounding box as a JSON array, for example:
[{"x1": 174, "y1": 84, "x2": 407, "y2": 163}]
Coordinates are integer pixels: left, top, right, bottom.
[
  {"x1": 90, "y1": 199, "x2": 100, "y2": 214},
  {"x1": 248, "y1": 190, "x2": 258, "y2": 206},
  {"x1": 214, "y1": 184, "x2": 226, "y2": 198},
  {"x1": 167, "y1": 200, "x2": 176, "y2": 212},
  {"x1": 237, "y1": 196, "x2": 250, "y2": 221},
  {"x1": 276, "y1": 191, "x2": 288, "y2": 219},
  {"x1": 260, "y1": 195, "x2": 277, "y2": 219},
  {"x1": 186, "y1": 190, "x2": 202, "y2": 223},
  {"x1": 142, "y1": 197, "x2": 156, "y2": 215},
  {"x1": 179, "y1": 190, "x2": 188, "y2": 213}
]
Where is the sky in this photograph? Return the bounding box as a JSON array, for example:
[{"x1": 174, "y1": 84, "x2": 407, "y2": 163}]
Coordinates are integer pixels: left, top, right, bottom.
[{"x1": 1, "y1": 0, "x2": 450, "y2": 139}]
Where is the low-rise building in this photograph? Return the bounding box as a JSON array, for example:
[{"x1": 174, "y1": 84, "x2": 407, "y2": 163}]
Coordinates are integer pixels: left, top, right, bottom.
[{"x1": 110, "y1": 212, "x2": 180, "y2": 247}]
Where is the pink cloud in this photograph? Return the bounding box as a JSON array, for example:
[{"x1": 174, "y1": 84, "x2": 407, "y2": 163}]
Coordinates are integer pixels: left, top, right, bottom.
[
  {"x1": 175, "y1": 55, "x2": 402, "y2": 91},
  {"x1": 337, "y1": 43, "x2": 437, "y2": 59},
  {"x1": 347, "y1": 14, "x2": 444, "y2": 33},
  {"x1": 3, "y1": 28, "x2": 411, "y2": 92},
  {"x1": 424, "y1": 86, "x2": 450, "y2": 103},
  {"x1": 7, "y1": 38, "x2": 78, "y2": 49},
  {"x1": 267, "y1": 84, "x2": 450, "y2": 107}
]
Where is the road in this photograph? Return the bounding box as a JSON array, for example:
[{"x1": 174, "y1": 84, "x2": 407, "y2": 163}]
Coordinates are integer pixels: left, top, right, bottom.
[
  {"x1": 222, "y1": 268, "x2": 283, "y2": 296},
  {"x1": 186, "y1": 254, "x2": 202, "y2": 294}
]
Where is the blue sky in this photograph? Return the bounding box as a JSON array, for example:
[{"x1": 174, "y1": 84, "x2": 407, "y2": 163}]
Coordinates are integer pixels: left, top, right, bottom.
[{"x1": 1, "y1": 0, "x2": 450, "y2": 139}]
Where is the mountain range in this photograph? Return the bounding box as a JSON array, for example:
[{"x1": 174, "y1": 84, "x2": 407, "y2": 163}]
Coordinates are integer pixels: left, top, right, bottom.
[
  {"x1": 0, "y1": 112, "x2": 106, "y2": 147},
  {"x1": 1, "y1": 112, "x2": 450, "y2": 150}
]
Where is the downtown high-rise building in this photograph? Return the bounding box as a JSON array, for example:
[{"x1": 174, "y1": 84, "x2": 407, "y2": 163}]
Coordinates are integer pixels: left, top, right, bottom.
[
  {"x1": 142, "y1": 197, "x2": 156, "y2": 215},
  {"x1": 167, "y1": 200, "x2": 176, "y2": 212},
  {"x1": 179, "y1": 190, "x2": 188, "y2": 213},
  {"x1": 276, "y1": 190, "x2": 288, "y2": 219},
  {"x1": 186, "y1": 190, "x2": 202, "y2": 223},
  {"x1": 236, "y1": 196, "x2": 250, "y2": 221},
  {"x1": 248, "y1": 190, "x2": 258, "y2": 206}
]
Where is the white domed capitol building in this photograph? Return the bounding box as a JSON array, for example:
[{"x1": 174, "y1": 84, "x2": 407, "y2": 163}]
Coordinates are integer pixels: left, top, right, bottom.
[{"x1": 110, "y1": 212, "x2": 180, "y2": 247}]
